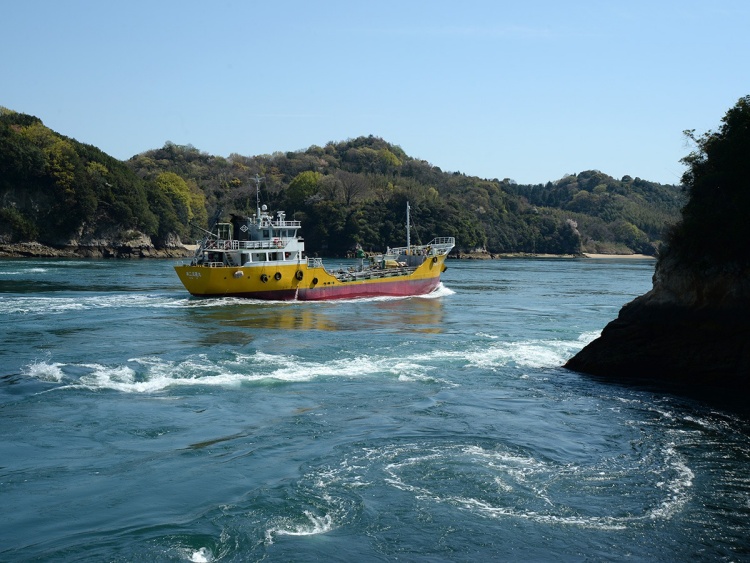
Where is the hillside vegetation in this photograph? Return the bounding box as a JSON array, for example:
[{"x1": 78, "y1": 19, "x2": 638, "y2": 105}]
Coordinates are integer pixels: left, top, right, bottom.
[
  {"x1": 566, "y1": 95, "x2": 750, "y2": 390},
  {"x1": 667, "y1": 95, "x2": 750, "y2": 267},
  {"x1": 1, "y1": 107, "x2": 683, "y2": 256},
  {"x1": 0, "y1": 108, "x2": 206, "y2": 249}
]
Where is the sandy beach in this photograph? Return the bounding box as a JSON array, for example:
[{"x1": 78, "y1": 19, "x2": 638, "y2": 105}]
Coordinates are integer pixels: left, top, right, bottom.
[{"x1": 583, "y1": 253, "x2": 656, "y2": 259}]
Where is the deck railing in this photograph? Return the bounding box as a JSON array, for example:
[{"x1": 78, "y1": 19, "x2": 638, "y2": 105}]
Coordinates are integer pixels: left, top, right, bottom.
[
  {"x1": 271, "y1": 219, "x2": 302, "y2": 228},
  {"x1": 386, "y1": 237, "x2": 456, "y2": 257},
  {"x1": 307, "y1": 257, "x2": 324, "y2": 269},
  {"x1": 206, "y1": 239, "x2": 288, "y2": 251}
]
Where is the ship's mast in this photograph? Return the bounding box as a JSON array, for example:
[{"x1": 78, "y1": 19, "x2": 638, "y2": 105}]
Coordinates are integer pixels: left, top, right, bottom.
[
  {"x1": 253, "y1": 174, "x2": 264, "y2": 225},
  {"x1": 406, "y1": 201, "x2": 411, "y2": 255}
]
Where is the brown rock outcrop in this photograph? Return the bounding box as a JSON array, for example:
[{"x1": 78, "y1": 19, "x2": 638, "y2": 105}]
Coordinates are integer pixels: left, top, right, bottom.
[
  {"x1": 0, "y1": 231, "x2": 194, "y2": 259},
  {"x1": 567, "y1": 95, "x2": 750, "y2": 392},
  {"x1": 565, "y1": 252, "x2": 750, "y2": 389}
]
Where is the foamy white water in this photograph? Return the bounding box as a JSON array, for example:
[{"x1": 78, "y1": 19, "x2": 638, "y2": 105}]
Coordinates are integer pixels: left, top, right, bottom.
[
  {"x1": 20, "y1": 327, "x2": 600, "y2": 393},
  {"x1": 2, "y1": 257, "x2": 748, "y2": 562}
]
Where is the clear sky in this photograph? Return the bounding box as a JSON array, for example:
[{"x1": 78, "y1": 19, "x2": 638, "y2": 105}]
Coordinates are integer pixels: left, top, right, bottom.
[{"x1": 2, "y1": 0, "x2": 748, "y2": 185}]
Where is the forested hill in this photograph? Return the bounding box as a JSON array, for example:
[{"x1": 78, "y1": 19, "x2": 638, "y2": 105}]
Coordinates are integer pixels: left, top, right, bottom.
[
  {"x1": 0, "y1": 108, "x2": 206, "y2": 250},
  {"x1": 1, "y1": 107, "x2": 683, "y2": 256}
]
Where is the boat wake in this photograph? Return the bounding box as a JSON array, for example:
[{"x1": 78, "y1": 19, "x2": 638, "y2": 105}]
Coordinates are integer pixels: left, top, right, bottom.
[
  {"x1": 420, "y1": 282, "x2": 455, "y2": 298},
  {"x1": 1, "y1": 283, "x2": 455, "y2": 316},
  {"x1": 0, "y1": 293, "x2": 197, "y2": 315}
]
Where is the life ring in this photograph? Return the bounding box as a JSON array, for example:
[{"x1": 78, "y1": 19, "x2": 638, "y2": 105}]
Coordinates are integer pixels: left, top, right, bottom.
[
  {"x1": 274, "y1": 272, "x2": 282, "y2": 281},
  {"x1": 260, "y1": 274, "x2": 268, "y2": 283},
  {"x1": 295, "y1": 270, "x2": 304, "y2": 281},
  {"x1": 274, "y1": 238, "x2": 283, "y2": 248},
  {"x1": 224, "y1": 240, "x2": 231, "y2": 250}
]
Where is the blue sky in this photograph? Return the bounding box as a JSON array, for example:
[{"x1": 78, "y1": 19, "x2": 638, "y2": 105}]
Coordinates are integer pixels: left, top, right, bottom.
[{"x1": 3, "y1": 0, "x2": 748, "y2": 185}]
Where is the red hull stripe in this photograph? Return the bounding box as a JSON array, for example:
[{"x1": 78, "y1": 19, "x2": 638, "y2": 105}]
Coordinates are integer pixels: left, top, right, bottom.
[
  {"x1": 299, "y1": 277, "x2": 439, "y2": 301},
  {"x1": 215, "y1": 277, "x2": 440, "y2": 301}
]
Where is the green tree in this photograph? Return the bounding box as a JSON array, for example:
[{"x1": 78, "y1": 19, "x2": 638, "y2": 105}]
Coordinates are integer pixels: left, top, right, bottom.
[
  {"x1": 336, "y1": 170, "x2": 369, "y2": 206},
  {"x1": 188, "y1": 180, "x2": 208, "y2": 228},
  {"x1": 669, "y1": 95, "x2": 750, "y2": 265},
  {"x1": 153, "y1": 172, "x2": 207, "y2": 238},
  {"x1": 286, "y1": 171, "x2": 322, "y2": 210},
  {"x1": 377, "y1": 148, "x2": 402, "y2": 172}
]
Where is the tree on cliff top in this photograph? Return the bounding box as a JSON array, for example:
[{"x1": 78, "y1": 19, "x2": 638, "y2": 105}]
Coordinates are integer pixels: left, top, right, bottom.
[{"x1": 669, "y1": 95, "x2": 750, "y2": 266}]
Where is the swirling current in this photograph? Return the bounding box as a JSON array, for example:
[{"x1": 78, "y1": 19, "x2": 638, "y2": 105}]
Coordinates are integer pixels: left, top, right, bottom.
[{"x1": 1, "y1": 257, "x2": 749, "y2": 561}]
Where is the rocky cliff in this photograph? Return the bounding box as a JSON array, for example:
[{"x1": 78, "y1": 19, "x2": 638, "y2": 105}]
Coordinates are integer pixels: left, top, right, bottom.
[
  {"x1": 0, "y1": 230, "x2": 193, "y2": 258},
  {"x1": 566, "y1": 95, "x2": 750, "y2": 392},
  {"x1": 565, "y1": 250, "x2": 750, "y2": 390}
]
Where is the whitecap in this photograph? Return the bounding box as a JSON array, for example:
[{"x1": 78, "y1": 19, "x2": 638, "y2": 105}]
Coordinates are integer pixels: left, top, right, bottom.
[
  {"x1": 265, "y1": 511, "x2": 335, "y2": 545},
  {"x1": 0, "y1": 297, "x2": 86, "y2": 315},
  {"x1": 404, "y1": 332, "x2": 597, "y2": 371},
  {"x1": 78, "y1": 363, "x2": 140, "y2": 392},
  {"x1": 31, "y1": 331, "x2": 593, "y2": 394},
  {"x1": 173, "y1": 546, "x2": 213, "y2": 562},
  {"x1": 0, "y1": 267, "x2": 48, "y2": 275},
  {"x1": 0, "y1": 293, "x2": 222, "y2": 316},
  {"x1": 53, "y1": 350, "x2": 411, "y2": 393},
  {"x1": 476, "y1": 332, "x2": 499, "y2": 339},
  {"x1": 21, "y1": 360, "x2": 65, "y2": 382},
  {"x1": 577, "y1": 330, "x2": 601, "y2": 344},
  {"x1": 188, "y1": 547, "x2": 213, "y2": 562},
  {"x1": 647, "y1": 443, "x2": 694, "y2": 519},
  {"x1": 424, "y1": 339, "x2": 572, "y2": 369}
]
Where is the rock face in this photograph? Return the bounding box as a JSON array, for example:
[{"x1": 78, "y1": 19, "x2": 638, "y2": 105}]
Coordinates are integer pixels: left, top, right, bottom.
[
  {"x1": 565, "y1": 251, "x2": 750, "y2": 390},
  {"x1": 0, "y1": 230, "x2": 194, "y2": 259}
]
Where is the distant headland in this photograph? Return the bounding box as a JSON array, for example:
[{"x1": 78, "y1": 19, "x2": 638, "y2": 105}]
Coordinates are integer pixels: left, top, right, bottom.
[{"x1": 1, "y1": 107, "x2": 681, "y2": 259}]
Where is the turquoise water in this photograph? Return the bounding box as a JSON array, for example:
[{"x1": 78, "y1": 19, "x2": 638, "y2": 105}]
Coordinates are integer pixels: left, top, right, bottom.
[{"x1": 1, "y1": 257, "x2": 749, "y2": 561}]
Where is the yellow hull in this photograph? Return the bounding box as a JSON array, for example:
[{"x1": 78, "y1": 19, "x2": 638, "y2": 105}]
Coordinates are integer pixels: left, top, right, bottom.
[{"x1": 174, "y1": 255, "x2": 448, "y2": 301}]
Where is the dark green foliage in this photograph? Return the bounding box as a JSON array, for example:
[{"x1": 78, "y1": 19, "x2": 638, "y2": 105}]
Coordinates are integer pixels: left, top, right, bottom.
[
  {"x1": 146, "y1": 181, "x2": 182, "y2": 242},
  {"x1": 127, "y1": 135, "x2": 683, "y2": 256},
  {"x1": 1, "y1": 107, "x2": 683, "y2": 255},
  {"x1": 514, "y1": 171, "x2": 682, "y2": 252},
  {"x1": 0, "y1": 207, "x2": 38, "y2": 241},
  {"x1": 0, "y1": 109, "x2": 162, "y2": 244},
  {"x1": 0, "y1": 121, "x2": 45, "y2": 187},
  {"x1": 667, "y1": 95, "x2": 750, "y2": 266}
]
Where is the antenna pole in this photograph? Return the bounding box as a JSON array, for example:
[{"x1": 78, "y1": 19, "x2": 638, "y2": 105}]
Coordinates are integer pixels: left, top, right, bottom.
[
  {"x1": 254, "y1": 174, "x2": 265, "y2": 224},
  {"x1": 406, "y1": 200, "x2": 411, "y2": 254}
]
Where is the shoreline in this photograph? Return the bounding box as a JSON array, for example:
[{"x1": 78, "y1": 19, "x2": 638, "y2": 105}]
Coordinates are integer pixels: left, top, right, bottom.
[
  {"x1": 452, "y1": 252, "x2": 656, "y2": 260},
  {"x1": 0, "y1": 242, "x2": 655, "y2": 261},
  {"x1": 582, "y1": 253, "x2": 655, "y2": 259},
  {"x1": 0, "y1": 241, "x2": 194, "y2": 259}
]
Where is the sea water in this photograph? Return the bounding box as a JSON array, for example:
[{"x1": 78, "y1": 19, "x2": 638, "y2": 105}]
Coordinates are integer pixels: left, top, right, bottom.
[{"x1": 1, "y1": 257, "x2": 749, "y2": 561}]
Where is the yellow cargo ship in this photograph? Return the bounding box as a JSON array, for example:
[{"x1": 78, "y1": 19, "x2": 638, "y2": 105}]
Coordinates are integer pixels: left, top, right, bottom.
[{"x1": 175, "y1": 186, "x2": 454, "y2": 301}]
